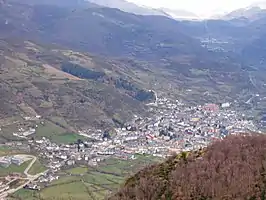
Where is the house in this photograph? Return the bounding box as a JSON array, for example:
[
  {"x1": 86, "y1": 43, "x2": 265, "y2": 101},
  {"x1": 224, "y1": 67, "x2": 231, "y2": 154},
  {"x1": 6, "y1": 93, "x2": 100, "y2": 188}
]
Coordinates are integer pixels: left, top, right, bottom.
[
  {"x1": 221, "y1": 102, "x2": 230, "y2": 108},
  {"x1": 66, "y1": 160, "x2": 75, "y2": 166},
  {"x1": 24, "y1": 183, "x2": 40, "y2": 191},
  {"x1": 203, "y1": 104, "x2": 219, "y2": 112}
]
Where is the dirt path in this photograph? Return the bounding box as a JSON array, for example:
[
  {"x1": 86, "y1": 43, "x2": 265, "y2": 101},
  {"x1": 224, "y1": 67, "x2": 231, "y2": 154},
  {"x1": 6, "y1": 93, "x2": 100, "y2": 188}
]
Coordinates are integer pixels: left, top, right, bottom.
[{"x1": 0, "y1": 154, "x2": 48, "y2": 199}]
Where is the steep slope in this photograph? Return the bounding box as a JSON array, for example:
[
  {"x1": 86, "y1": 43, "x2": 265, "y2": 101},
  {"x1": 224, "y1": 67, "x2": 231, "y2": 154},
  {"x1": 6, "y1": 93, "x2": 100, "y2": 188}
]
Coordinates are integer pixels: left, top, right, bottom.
[
  {"x1": 177, "y1": 14, "x2": 266, "y2": 69},
  {"x1": 0, "y1": 1, "x2": 246, "y2": 139},
  {"x1": 1, "y1": 0, "x2": 265, "y2": 71},
  {"x1": 0, "y1": 38, "x2": 154, "y2": 139},
  {"x1": 111, "y1": 134, "x2": 266, "y2": 200},
  {"x1": 0, "y1": 1, "x2": 264, "y2": 109},
  {"x1": 222, "y1": 6, "x2": 266, "y2": 21},
  {"x1": 242, "y1": 34, "x2": 266, "y2": 67},
  {"x1": 0, "y1": 1, "x2": 206, "y2": 61},
  {"x1": 1, "y1": 0, "x2": 266, "y2": 135}
]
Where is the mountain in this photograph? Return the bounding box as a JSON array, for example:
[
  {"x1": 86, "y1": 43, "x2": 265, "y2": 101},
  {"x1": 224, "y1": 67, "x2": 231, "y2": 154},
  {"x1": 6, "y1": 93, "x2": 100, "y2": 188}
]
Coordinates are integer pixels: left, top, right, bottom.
[
  {"x1": 1, "y1": 0, "x2": 266, "y2": 139},
  {"x1": 0, "y1": 2, "x2": 263, "y2": 97},
  {"x1": 0, "y1": 0, "x2": 206, "y2": 60},
  {"x1": 222, "y1": 6, "x2": 266, "y2": 21},
  {"x1": 0, "y1": 38, "x2": 157, "y2": 141},
  {"x1": 158, "y1": 8, "x2": 199, "y2": 20},
  {"x1": 110, "y1": 134, "x2": 266, "y2": 200},
  {"x1": 86, "y1": 0, "x2": 199, "y2": 20},
  {"x1": 8, "y1": 0, "x2": 95, "y2": 7},
  {"x1": 0, "y1": 0, "x2": 212, "y2": 141},
  {"x1": 86, "y1": 0, "x2": 170, "y2": 17},
  {"x1": 250, "y1": 1, "x2": 266, "y2": 9},
  {"x1": 241, "y1": 13, "x2": 266, "y2": 66},
  {"x1": 1, "y1": 1, "x2": 266, "y2": 198}
]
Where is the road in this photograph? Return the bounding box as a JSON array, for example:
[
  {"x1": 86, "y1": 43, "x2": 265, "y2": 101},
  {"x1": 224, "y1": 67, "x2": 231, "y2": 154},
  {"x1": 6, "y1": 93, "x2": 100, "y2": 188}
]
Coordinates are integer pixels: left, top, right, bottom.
[
  {"x1": 23, "y1": 155, "x2": 37, "y2": 177},
  {"x1": 0, "y1": 154, "x2": 48, "y2": 199},
  {"x1": 249, "y1": 72, "x2": 259, "y2": 91},
  {"x1": 246, "y1": 94, "x2": 255, "y2": 104}
]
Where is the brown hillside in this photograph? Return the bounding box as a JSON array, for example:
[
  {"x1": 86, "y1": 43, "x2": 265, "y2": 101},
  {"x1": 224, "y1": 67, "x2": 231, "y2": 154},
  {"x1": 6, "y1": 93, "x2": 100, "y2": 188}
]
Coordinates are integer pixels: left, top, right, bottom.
[
  {"x1": 0, "y1": 39, "x2": 152, "y2": 141},
  {"x1": 111, "y1": 134, "x2": 266, "y2": 200}
]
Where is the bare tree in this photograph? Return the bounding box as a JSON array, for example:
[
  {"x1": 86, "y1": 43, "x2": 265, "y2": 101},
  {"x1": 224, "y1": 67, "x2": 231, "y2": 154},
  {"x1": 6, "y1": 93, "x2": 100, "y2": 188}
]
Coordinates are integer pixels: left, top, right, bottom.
[{"x1": 111, "y1": 135, "x2": 266, "y2": 200}]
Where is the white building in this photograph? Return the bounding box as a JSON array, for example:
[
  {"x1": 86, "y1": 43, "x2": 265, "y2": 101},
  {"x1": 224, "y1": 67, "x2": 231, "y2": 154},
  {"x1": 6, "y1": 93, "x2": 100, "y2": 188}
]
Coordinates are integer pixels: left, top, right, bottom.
[
  {"x1": 221, "y1": 102, "x2": 230, "y2": 108},
  {"x1": 11, "y1": 157, "x2": 25, "y2": 166}
]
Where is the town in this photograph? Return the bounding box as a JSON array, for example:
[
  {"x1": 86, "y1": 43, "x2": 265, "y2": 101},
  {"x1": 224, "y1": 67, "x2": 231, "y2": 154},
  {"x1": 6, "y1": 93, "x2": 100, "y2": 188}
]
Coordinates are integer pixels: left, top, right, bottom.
[{"x1": 0, "y1": 97, "x2": 260, "y2": 198}]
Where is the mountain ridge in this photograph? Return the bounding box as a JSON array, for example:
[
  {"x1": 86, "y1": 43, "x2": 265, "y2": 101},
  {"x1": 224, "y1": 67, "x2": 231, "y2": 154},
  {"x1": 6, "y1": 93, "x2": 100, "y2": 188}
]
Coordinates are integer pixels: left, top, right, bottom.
[
  {"x1": 86, "y1": 0, "x2": 170, "y2": 17},
  {"x1": 86, "y1": 0, "x2": 200, "y2": 20}
]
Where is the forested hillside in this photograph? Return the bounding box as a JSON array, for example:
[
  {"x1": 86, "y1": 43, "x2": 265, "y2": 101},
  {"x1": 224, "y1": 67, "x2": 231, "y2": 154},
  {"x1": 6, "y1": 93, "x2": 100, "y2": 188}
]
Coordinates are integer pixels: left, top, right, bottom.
[{"x1": 111, "y1": 135, "x2": 266, "y2": 200}]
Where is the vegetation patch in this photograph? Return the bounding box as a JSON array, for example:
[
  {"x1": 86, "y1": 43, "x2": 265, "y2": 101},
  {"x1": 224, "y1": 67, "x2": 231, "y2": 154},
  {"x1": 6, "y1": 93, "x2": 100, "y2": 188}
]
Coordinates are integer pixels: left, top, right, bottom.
[
  {"x1": 35, "y1": 121, "x2": 66, "y2": 138},
  {"x1": 34, "y1": 121, "x2": 86, "y2": 144},
  {"x1": 0, "y1": 160, "x2": 32, "y2": 176},
  {"x1": 66, "y1": 166, "x2": 88, "y2": 175},
  {"x1": 28, "y1": 159, "x2": 47, "y2": 175},
  {"x1": 10, "y1": 189, "x2": 37, "y2": 200},
  {"x1": 12, "y1": 155, "x2": 159, "y2": 200},
  {"x1": 43, "y1": 64, "x2": 82, "y2": 80},
  {"x1": 115, "y1": 78, "x2": 155, "y2": 102},
  {"x1": 0, "y1": 146, "x2": 14, "y2": 156},
  {"x1": 111, "y1": 135, "x2": 266, "y2": 200},
  {"x1": 61, "y1": 62, "x2": 105, "y2": 80},
  {"x1": 50, "y1": 133, "x2": 87, "y2": 144}
]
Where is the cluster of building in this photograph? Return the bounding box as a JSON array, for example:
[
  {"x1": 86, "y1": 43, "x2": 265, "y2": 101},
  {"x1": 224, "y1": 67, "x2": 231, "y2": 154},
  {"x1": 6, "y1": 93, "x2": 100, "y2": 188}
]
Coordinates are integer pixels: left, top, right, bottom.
[
  {"x1": 0, "y1": 155, "x2": 29, "y2": 168},
  {"x1": 0, "y1": 97, "x2": 260, "y2": 193},
  {"x1": 12, "y1": 127, "x2": 36, "y2": 138},
  {"x1": 27, "y1": 98, "x2": 258, "y2": 169}
]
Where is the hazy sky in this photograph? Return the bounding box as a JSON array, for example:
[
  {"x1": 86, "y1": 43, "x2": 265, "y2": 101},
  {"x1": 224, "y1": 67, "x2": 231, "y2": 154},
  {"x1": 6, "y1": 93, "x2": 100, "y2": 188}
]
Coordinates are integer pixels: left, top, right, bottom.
[{"x1": 127, "y1": 0, "x2": 263, "y2": 17}]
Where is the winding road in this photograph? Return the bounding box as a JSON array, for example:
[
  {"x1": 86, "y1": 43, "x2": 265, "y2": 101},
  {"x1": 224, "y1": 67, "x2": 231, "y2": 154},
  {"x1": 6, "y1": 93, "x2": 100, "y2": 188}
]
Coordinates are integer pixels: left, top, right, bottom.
[{"x1": 0, "y1": 155, "x2": 48, "y2": 199}]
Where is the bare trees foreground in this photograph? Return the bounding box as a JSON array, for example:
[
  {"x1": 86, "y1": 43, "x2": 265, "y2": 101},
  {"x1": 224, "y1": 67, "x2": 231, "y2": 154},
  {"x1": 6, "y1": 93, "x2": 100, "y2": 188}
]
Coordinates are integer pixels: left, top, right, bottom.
[{"x1": 111, "y1": 135, "x2": 266, "y2": 200}]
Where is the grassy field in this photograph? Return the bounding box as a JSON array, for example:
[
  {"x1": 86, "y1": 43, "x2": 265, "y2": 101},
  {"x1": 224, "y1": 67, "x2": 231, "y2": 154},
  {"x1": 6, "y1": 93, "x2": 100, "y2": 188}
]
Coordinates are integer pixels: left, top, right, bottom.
[
  {"x1": 50, "y1": 133, "x2": 87, "y2": 144},
  {"x1": 9, "y1": 189, "x2": 37, "y2": 200},
  {"x1": 0, "y1": 146, "x2": 15, "y2": 156},
  {"x1": 35, "y1": 121, "x2": 86, "y2": 144},
  {"x1": 11, "y1": 154, "x2": 161, "y2": 200},
  {"x1": 28, "y1": 159, "x2": 47, "y2": 175},
  {"x1": 66, "y1": 166, "x2": 88, "y2": 175},
  {"x1": 35, "y1": 121, "x2": 66, "y2": 139},
  {"x1": 0, "y1": 123, "x2": 26, "y2": 142},
  {"x1": 0, "y1": 160, "x2": 32, "y2": 176},
  {"x1": 49, "y1": 116, "x2": 70, "y2": 128},
  {"x1": 98, "y1": 154, "x2": 161, "y2": 176}
]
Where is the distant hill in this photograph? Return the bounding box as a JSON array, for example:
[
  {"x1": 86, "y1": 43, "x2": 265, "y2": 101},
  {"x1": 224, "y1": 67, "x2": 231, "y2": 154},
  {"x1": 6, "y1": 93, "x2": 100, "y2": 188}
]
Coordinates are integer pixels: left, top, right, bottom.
[
  {"x1": 86, "y1": 0, "x2": 199, "y2": 20},
  {"x1": 0, "y1": 39, "x2": 155, "y2": 135},
  {"x1": 1, "y1": 0, "x2": 266, "y2": 135},
  {"x1": 8, "y1": 0, "x2": 95, "y2": 7},
  {"x1": 0, "y1": 1, "x2": 206, "y2": 60},
  {"x1": 158, "y1": 8, "x2": 199, "y2": 20},
  {"x1": 86, "y1": 0, "x2": 170, "y2": 17},
  {"x1": 222, "y1": 6, "x2": 266, "y2": 21},
  {"x1": 111, "y1": 134, "x2": 266, "y2": 200}
]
